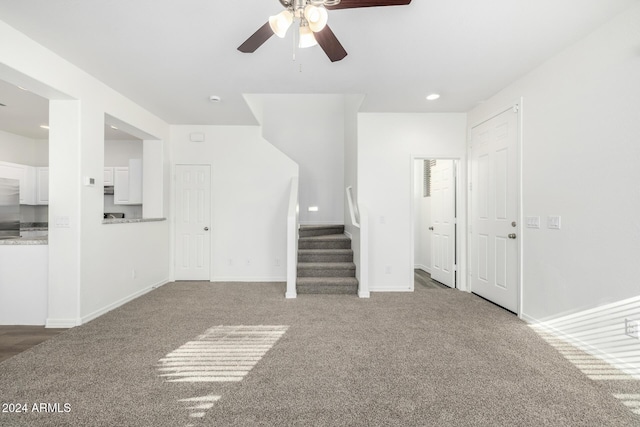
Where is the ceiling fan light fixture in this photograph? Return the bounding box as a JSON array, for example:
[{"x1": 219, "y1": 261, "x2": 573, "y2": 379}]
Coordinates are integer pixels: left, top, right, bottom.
[
  {"x1": 269, "y1": 9, "x2": 294, "y2": 38},
  {"x1": 304, "y1": 4, "x2": 328, "y2": 32},
  {"x1": 298, "y1": 24, "x2": 318, "y2": 48}
]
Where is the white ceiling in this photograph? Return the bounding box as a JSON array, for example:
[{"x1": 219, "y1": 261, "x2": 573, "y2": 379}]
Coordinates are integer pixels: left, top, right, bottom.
[{"x1": 0, "y1": 0, "x2": 637, "y2": 133}]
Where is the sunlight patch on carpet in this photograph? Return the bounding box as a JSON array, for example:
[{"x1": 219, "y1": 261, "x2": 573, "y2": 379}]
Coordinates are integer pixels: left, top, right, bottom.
[
  {"x1": 157, "y1": 325, "x2": 288, "y2": 423},
  {"x1": 531, "y1": 325, "x2": 640, "y2": 418}
]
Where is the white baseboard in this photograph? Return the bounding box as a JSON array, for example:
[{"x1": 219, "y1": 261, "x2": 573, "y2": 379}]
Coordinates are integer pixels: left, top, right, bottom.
[
  {"x1": 211, "y1": 277, "x2": 286, "y2": 283},
  {"x1": 414, "y1": 264, "x2": 431, "y2": 273},
  {"x1": 344, "y1": 230, "x2": 353, "y2": 239},
  {"x1": 299, "y1": 221, "x2": 344, "y2": 226},
  {"x1": 80, "y1": 278, "x2": 170, "y2": 325},
  {"x1": 46, "y1": 318, "x2": 81, "y2": 328},
  {"x1": 368, "y1": 287, "x2": 413, "y2": 292},
  {"x1": 285, "y1": 291, "x2": 297, "y2": 299},
  {"x1": 358, "y1": 290, "x2": 370, "y2": 298},
  {"x1": 520, "y1": 312, "x2": 538, "y2": 324}
]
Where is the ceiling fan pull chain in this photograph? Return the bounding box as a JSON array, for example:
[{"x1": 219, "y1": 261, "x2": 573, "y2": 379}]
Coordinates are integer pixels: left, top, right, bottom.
[{"x1": 292, "y1": 21, "x2": 297, "y2": 61}]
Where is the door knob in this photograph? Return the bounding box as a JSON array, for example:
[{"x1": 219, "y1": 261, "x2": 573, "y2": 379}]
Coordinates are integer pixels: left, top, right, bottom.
[
  {"x1": 429, "y1": 226, "x2": 434, "y2": 231},
  {"x1": 204, "y1": 227, "x2": 209, "y2": 231},
  {"x1": 508, "y1": 233, "x2": 516, "y2": 239}
]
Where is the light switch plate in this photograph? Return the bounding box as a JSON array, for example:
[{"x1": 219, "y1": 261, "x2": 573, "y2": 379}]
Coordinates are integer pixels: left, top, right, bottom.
[
  {"x1": 54, "y1": 216, "x2": 70, "y2": 228},
  {"x1": 547, "y1": 215, "x2": 561, "y2": 229},
  {"x1": 526, "y1": 216, "x2": 540, "y2": 229}
]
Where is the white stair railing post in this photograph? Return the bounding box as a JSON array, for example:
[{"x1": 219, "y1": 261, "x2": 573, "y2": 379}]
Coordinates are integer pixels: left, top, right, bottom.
[
  {"x1": 286, "y1": 177, "x2": 299, "y2": 299},
  {"x1": 346, "y1": 186, "x2": 369, "y2": 298}
]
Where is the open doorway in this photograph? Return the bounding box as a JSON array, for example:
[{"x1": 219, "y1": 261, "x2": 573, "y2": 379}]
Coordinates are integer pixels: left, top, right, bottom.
[{"x1": 412, "y1": 158, "x2": 459, "y2": 290}]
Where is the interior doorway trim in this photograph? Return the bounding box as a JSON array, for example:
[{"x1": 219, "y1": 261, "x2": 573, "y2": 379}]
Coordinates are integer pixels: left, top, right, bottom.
[{"x1": 410, "y1": 155, "x2": 467, "y2": 292}]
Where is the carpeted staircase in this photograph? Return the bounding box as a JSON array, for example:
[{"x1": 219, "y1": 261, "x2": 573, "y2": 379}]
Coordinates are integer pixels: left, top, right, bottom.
[{"x1": 297, "y1": 225, "x2": 358, "y2": 294}]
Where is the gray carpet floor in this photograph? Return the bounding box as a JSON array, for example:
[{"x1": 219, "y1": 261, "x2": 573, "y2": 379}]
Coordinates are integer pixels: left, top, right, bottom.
[{"x1": 0, "y1": 281, "x2": 638, "y2": 426}]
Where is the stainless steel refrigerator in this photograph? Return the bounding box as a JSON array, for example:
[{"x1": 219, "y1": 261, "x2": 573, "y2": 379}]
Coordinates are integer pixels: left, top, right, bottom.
[{"x1": 0, "y1": 177, "x2": 20, "y2": 239}]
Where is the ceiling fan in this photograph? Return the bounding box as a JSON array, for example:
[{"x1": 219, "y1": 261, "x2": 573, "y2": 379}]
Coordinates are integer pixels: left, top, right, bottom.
[{"x1": 238, "y1": 0, "x2": 412, "y2": 62}]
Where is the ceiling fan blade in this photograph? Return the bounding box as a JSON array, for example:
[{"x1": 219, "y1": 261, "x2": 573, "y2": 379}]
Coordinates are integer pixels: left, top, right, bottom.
[
  {"x1": 327, "y1": 0, "x2": 411, "y2": 9},
  {"x1": 314, "y1": 25, "x2": 347, "y2": 62},
  {"x1": 238, "y1": 22, "x2": 274, "y2": 53}
]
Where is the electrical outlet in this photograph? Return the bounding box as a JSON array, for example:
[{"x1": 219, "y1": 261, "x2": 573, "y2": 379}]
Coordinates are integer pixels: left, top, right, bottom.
[
  {"x1": 625, "y1": 319, "x2": 640, "y2": 339},
  {"x1": 228, "y1": 259, "x2": 234, "y2": 266},
  {"x1": 246, "y1": 259, "x2": 252, "y2": 266},
  {"x1": 274, "y1": 258, "x2": 280, "y2": 267},
  {"x1": 131, "y1": 269, "x2": 136, "y2": 279},
  {"x1": 385, "y1": 266, "x2": 392, "y2": 274}
]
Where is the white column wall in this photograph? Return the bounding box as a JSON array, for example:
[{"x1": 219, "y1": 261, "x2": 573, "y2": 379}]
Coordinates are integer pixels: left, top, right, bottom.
[
  {"x1": 358, "y1": 113, "x2": 467, "y2": 292},
  {"x1": 47, "y1": 100, "x2": 81, "y2": 326}
]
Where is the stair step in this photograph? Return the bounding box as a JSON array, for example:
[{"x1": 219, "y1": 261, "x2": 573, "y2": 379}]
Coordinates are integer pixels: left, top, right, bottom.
[
  {"x1": 298, "y1": 234, "x2": 351, "y2": 250},
  {"x1": 299, "y1": 225, "x2": 345, "y2": 238},
  {"x1": 296, "y1": 277, "x2": 358, "y2": 295},
  {"x1": 298, "y1": 249, "x2": 353, "y2": 263},
  {"x1": 297, "y1": 262, "x2": 356, "y2": 277}
]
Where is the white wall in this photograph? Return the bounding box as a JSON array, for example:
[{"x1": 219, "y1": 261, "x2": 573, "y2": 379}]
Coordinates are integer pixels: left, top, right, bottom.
[
  {"x1": 467, "y1": 4, "x2": 640, "y2": 373},
  {"x1": 358, "y1": 113, "x2": 467, "y2": 292},
  {"x1": 0, "y1": 130, "x2": 48, "y2": 166},
  {"x1": 413, "y1": 159, "x2": 431, "y2": 272},
  {"x1": 170, "y1": 125, "x2": 298, "y2": 282},
  {"x1": 248, "y1": 94, "x2": 345, "y2": 225},
  {"x1": 0, "y1": 19, "x2": 171, "y2": 326},
  {"x1": 104, "y1": 139, "x2": 142, "y2": 167}
]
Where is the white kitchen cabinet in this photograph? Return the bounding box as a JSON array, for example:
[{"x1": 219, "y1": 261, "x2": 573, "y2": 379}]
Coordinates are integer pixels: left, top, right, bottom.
[
  {"x1": 36, "y1": 167, "x2": 49, "y2": 205},
  {"x1": 0, "y1": 161, "x2": 36, "y2": 205},
  {"x1": 104, "y1": 167, "x2": 114, "y2": 186},
  {"x1": 113, "y1": 159, "x2": 142, "y2": 205},
  {"x1": 113, "y1": 167, "x2": 130, "y2": 204}
]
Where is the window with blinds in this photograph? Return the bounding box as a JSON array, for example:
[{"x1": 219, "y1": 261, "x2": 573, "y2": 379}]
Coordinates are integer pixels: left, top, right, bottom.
[{"x1": 423, "y1": 159, "x2": 436, "y2": 197}]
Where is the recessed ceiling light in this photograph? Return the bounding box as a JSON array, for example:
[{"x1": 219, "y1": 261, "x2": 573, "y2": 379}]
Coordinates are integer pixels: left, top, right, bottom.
[
  {"x1": 40, "y1": 125, "x2": 49, "y2": 129},
  {"x1": 426, "y1": 93, "x2": 440, "y2": 101},
  {"x1": 209, "y1": 95, "x2": 221, "y2": 103},
  {"x1": 18, "y1": 86, "x2": 28, "y2": 91},
  {"x1": 110, "y1": 125, "x2": 119, "y2": 130}
]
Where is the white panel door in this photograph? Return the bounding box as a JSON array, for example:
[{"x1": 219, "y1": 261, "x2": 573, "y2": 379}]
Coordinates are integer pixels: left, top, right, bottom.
[
  {"x1": 430, "y1": 160, "x2": 456, "y2": 288},
  {"x1": 175, "y1": 165, "x2": 211, "y2": 280},
  {"x1": 470, "y1": 107, "x2": 519, "y2": 313}
]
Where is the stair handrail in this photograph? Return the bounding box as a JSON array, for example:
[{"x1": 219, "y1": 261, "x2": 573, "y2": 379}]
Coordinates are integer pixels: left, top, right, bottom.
[
  {"x1": 286, "y1": 176, "x2": 299, "y2": 299},
  {"x1": 346, "y1": 186, "x2": 360, "y2": 228}
]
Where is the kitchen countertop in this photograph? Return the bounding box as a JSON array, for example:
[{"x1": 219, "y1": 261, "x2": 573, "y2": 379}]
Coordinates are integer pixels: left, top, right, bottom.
[{"x1": 0, "y1": 236, "x2": 48, "y2": 245}]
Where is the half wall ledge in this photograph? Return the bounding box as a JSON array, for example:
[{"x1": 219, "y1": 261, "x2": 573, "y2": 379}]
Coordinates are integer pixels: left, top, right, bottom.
[{"x1": 102, "y1": 218, "x2": 167, "y2": 225}]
